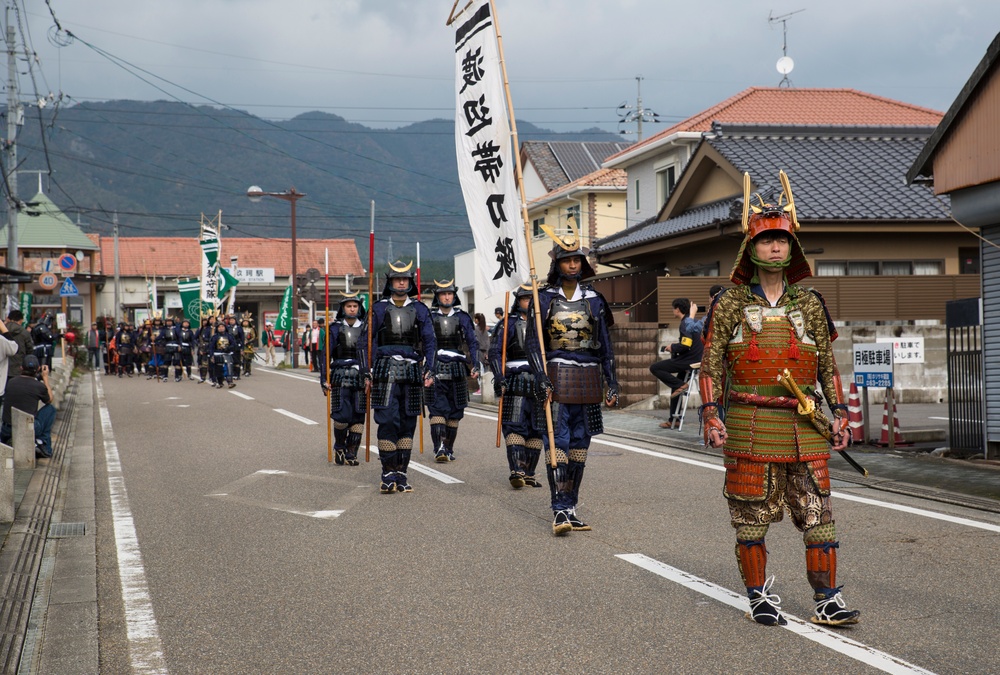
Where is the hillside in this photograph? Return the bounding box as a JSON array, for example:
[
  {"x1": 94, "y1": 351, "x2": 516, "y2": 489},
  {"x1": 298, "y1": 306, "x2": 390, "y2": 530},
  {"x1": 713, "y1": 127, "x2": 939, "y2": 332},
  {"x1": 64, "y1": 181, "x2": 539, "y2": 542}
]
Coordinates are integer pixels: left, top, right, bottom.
[{"x1": 11, "y1": 100, "x2": 622, "y2": 264}]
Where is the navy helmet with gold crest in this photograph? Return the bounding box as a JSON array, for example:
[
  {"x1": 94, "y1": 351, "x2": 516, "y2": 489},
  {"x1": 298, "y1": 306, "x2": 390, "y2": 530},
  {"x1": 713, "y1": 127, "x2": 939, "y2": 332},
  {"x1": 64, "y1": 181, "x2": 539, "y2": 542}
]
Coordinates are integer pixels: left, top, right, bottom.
[
  {"x1": 510, "y1": 283, "x2": 533, "y2": 313},
  {"x1": 335, "y1": 291, "x2": 367, "y2": 320},
  {"x1": 541, "y1": 221, "x2": 596, "y2": 286},
  {"x1": 430, "y1": 279, "x2": 461, "y2": 308},
  {"x1": 730, "y1": 170, "x2": 811, "y2": 286},
  {"x1": 381, "y1": 260, "x2": 417, "y2": 298}
]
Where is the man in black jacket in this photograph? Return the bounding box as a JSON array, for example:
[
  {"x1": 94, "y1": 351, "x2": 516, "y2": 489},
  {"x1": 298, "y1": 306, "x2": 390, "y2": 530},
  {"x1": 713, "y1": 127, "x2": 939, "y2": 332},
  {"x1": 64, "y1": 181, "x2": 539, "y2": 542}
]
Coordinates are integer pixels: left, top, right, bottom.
[{"x1": 650, "y1": 298, "x2": 704, "y2": 429}]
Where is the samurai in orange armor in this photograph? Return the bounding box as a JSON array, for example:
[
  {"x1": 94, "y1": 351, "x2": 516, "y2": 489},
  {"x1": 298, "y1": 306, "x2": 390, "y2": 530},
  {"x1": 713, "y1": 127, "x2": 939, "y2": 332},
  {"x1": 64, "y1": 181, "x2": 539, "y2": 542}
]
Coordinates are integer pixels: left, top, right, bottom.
[{"x1": 700, "y1": 171, "x2": 860, "y2": 627}]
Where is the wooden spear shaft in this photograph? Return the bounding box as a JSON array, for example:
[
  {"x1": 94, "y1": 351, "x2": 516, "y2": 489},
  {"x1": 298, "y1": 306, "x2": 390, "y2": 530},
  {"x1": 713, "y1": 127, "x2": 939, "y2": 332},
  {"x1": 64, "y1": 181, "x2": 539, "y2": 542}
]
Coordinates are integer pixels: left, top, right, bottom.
[
  {"x1": 496, "y1": 292, "x2": 509, "y2": 448},
  {"x1": 489, "y1": 0, "x2": 557, "y2": 467}
]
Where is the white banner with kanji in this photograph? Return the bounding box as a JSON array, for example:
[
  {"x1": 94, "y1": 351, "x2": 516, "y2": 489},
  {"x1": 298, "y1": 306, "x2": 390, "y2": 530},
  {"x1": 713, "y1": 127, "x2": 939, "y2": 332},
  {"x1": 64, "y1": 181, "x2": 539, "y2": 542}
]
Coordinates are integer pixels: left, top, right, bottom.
[{"x1": 454, "y1": 0, "x2": 528, "y2": 296}]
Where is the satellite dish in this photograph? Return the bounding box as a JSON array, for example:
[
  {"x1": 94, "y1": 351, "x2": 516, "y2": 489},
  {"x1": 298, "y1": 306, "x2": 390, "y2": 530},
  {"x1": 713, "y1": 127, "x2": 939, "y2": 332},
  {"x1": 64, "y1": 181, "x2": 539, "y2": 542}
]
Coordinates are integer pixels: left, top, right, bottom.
[
  {"x1": 776, "y1": 56, "x2": 795, "y2": 75},
  {"x1": 75, "y1": 250, "x2": 85, "y2": 261}
]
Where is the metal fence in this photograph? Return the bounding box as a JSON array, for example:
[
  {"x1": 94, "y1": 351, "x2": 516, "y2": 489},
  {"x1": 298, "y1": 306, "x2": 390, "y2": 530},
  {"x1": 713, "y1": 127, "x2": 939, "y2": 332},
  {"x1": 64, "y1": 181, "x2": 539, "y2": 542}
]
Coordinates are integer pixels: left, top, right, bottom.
[{"x1": 945, "y1": 298, "x2": 983, "y2": 456}]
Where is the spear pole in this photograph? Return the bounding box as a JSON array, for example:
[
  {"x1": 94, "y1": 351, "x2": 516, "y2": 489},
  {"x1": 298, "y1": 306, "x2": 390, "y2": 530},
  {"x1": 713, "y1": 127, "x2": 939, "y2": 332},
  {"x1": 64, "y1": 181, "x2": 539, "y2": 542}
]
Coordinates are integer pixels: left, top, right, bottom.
[
  {"x1": 495, "y1": 292, "x2": 510, "y2": 447},
  {"x1": 416, "y1": 242, "x2": 424, "y2": 455},
  {"x1": 365, "y1": 201, "x2": 375, "y2": 463},
  {"x1": 325, "y1": 248, "x2": 332, "y2": 463}
]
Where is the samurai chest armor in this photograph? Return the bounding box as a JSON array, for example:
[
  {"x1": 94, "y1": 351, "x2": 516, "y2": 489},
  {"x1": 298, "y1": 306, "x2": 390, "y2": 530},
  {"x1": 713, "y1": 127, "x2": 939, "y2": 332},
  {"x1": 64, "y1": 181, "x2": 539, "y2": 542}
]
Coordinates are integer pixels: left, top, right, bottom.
[
  {"x1": 378, "y1": 303, "x2": 419, "y2": 348},
  {"x1": 728, "y1": 303, "x2": 817, "y2": 389},
  {"x1": 433, "y1": 313, "x2": 463, "y2": 350},
  {"x1": 119, "y1": 332, "x2": 131, "y2": 345},
  {"x1": 335, "y1": 323, "x2": 363, "y2": 360},
  {"x1": 179, "y1": 329, "x2": 194, "y2": 347},
  {"x1": 505, "y1": 319, "x2": 528, "y2": 361},
  {"x1": 545, "y1": 296, "x2": 598, "y2": 353},
  {"x1": 215, "y1": 335, "x2": 230, "y2": 352}
]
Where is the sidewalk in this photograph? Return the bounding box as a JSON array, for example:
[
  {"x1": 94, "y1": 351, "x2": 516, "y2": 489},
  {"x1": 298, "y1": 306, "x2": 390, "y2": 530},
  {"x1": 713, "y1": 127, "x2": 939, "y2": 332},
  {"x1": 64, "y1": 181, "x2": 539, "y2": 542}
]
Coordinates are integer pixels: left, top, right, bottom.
[{"x1": 2, "y1": 375, "x2": 998, "y2": 673}]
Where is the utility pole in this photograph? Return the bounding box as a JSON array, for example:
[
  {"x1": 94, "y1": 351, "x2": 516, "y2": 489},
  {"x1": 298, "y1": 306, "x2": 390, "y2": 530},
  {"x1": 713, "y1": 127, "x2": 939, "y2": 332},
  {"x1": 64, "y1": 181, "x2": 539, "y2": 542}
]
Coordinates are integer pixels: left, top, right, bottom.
[
  {"x1": 617, "y1": 76, "x2": 660, "y2": 142},
  {"x1": 5, "y1": 4, "x2": 20, "y2": 312}
]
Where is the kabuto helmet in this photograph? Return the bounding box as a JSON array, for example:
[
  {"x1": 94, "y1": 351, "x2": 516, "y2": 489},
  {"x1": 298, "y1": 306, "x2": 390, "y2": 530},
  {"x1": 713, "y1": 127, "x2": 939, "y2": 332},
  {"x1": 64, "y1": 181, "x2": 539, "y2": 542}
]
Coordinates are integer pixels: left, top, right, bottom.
[
  {"x1": 510, "y1": 283, "x2": 533, "y2": 314},
  {"x1": 381, "y1": 260, "x2": 418, "y2": 298},
  {"x1": 730, "y1": 170, "x2": 811, "y2": 286},
  {"x1": 541, "y1": 220, "x2": 596, "y2": 286},
  {"x1": 430, "y1": 279, "x2": 461, "y2": 308},
  {"x1": 335, "y1": 291, "x2": 367, "y2": 320}
]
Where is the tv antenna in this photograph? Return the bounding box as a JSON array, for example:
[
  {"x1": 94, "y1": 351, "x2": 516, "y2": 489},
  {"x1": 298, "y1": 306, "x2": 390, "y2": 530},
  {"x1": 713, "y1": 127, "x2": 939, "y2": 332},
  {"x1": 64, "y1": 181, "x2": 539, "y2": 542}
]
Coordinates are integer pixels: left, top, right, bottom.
[
  {"x1": 616, "y1": 76, "x2": 660, "y2": 142},
  {"x1": 768, "y1": 9, "x2": 805, "y2": 87}
]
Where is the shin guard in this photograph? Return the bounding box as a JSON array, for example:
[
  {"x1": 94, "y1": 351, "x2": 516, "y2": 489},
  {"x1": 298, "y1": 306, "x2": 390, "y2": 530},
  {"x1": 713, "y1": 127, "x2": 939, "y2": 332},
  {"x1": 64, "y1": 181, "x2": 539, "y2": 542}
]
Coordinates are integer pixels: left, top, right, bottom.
[
  {"x1": 736, "y1": 538, "x2": 769, "y2": 590},
  {"x1": 806, "y1": 541, "x2": 839, "y2": 592}
]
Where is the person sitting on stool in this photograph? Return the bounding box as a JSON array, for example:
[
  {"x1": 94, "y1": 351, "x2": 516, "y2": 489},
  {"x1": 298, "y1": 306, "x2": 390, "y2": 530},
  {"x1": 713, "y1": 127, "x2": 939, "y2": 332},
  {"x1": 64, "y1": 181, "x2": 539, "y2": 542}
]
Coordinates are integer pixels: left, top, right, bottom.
[
  {"x1": 650, "y1": 298, "x2": 703, "y2": 429},
  {"x1": 1, "y1": 355, "x2": 56, "y2": 458}
]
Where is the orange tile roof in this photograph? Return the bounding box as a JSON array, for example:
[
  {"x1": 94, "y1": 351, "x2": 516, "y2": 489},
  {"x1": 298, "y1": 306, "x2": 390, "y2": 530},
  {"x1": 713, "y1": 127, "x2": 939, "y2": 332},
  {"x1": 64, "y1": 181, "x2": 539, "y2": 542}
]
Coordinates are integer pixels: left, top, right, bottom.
[
  {"x1": 98, "y1": 237, "x2": 364, "y2": 278},
  {"x1": 605, "y1": 87, "x2": 944, "y2": 163}
]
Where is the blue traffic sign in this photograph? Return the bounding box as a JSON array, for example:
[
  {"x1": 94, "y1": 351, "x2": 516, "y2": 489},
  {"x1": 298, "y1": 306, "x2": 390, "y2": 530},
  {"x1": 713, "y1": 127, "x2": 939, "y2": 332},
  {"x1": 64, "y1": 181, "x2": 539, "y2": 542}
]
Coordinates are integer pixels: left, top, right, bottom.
[{"x1": 59, "y1": 277, "x2": 79, "y2": 297}]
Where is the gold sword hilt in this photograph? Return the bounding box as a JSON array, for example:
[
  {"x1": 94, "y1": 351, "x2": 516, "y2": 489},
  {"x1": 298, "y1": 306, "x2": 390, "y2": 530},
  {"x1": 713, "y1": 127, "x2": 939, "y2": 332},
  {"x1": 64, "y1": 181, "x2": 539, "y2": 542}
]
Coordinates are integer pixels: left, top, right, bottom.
[{"x1": 776, "y1": 369, "x2": 832, "y2": 441}]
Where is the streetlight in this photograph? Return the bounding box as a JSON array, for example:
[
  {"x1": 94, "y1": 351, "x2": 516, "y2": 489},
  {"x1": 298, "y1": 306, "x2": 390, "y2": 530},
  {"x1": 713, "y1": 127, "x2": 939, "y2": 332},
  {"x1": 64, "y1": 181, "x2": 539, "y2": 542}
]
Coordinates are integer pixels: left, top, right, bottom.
[{"x1": 247, "y1": 185, "x2": 306, "y2": 368}]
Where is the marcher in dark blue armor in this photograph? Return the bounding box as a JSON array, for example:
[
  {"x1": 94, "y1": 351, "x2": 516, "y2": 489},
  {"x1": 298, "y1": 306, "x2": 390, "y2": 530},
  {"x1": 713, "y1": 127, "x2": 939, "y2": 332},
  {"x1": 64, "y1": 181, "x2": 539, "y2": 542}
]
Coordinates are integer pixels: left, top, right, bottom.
[
  {"x1": 176, "y1": 319, "x2": 196, "y2": 381},
  {"x1": 428, "y1": 280, "x2": 479, "y2": 463},
  {"x1": 323, "y1": 293, "x2": 368, "y2": 466},
  {"x1": 527, "y1": 227, "x2": 619, "y2": 536},
  {"x1": 364, "y1": 260, "x2": 436, "y2": 494},
  {"x1": 227, "y1": 317, "x2": 245, "y2": 380},
  {"x1": 114, "y1": 323, "x2": 136, "y2": 377},
  {"x1": 490, "y1": 285, "x2": 545, "y2": 489},
  {"x1": 158, "y1": 317, "x2": 181, "y2": 382},
  {"x1": 209, "y1": 322, "x2": 236, "y2": 389},
  {"x1": 148, "y1": 317, "x2": 166, "y2": 380},
  {"x1": 195, "y1": 317, "x2": 214, "y2": 384}
]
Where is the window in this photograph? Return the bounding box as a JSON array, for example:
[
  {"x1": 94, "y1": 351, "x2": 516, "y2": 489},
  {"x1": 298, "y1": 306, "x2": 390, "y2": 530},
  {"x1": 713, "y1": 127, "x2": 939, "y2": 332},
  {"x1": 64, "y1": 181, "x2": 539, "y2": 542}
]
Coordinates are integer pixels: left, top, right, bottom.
[
  {"x1": 634, "y1": 179, "x2": 640, "y2": 211},
  {"x1": 565, "y1": 205, "x2": 580, "y2": 233},
  {"x1": 656, "y1": 164, "x2": 677, "y2": 209},
  {"x1": 678, "y1": 262, "x2": 720, "y2": 277},
  {"x1": 815, "y1": 260, "x2": 943, "y2": 276},
  {"x1": 532, "y1": 216, "x2": 545, "y2": 237},
  {"x1": 959, "y1": 247, "x2": 980, "y2": 274}
]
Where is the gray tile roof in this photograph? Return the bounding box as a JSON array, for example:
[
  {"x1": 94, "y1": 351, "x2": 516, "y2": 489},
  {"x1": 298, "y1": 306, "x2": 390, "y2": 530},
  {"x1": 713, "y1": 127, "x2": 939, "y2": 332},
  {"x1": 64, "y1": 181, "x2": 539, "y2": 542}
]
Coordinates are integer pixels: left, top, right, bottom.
[
  {"x1": 596, "y1": 126, "x2": 952, "y2": 255},
  {"x1": 523, "y1": 141, "x2": 631, "y2": 192}
]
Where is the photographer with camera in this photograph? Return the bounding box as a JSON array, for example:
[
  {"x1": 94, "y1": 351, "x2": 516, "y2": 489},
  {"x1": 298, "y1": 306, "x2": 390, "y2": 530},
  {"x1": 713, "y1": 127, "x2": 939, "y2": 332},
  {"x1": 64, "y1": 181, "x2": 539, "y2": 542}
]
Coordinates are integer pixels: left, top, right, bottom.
[{"x1": 1, "y1": 355, "x2": 55, "y2": 459}]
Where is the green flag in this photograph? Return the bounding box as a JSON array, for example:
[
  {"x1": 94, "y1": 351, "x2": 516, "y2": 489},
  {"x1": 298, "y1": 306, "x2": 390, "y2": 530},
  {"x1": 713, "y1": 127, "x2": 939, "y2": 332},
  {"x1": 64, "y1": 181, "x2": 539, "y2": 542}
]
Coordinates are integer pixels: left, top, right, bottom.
[
  {"x1": 217, "y1": 267, "x2": 240, "y2": 298},
  {"x1": 275, "y1": 286, "x2": 293, "y2": 331},
  {"x1": 178, "y1": 279, "x2": 211, "y2": 324},
  {"x1": 19, "y1": 292, "x2": 31, "y2": 320}
]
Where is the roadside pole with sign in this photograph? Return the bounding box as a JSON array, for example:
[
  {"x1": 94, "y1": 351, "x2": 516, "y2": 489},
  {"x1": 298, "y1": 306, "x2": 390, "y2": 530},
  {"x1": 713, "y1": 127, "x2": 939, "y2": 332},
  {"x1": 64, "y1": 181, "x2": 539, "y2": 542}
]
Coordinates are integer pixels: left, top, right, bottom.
[{"x1": 852, "y1": 343, "x2": 895, "y2": 448}]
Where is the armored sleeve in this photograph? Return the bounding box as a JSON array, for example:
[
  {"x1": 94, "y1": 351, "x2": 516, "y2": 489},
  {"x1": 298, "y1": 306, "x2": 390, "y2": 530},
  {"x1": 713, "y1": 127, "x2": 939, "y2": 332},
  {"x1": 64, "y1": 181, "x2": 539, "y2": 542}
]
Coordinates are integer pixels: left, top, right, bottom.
[
  {"x1": 699, "y1": 288, "x2": 740, "y2": 415},
  {"x1": 415, "y1": 303, "x2": 437, "y2": 371},
  {"x1": 595, "y1": 295, "x2": 618, "y2": 386},
  {"x1": 803, "y1": 289, "x2": 845, "y2": 411},
  {"x1": 461, "y1": 312, "x2": 479, "y2": 364}
]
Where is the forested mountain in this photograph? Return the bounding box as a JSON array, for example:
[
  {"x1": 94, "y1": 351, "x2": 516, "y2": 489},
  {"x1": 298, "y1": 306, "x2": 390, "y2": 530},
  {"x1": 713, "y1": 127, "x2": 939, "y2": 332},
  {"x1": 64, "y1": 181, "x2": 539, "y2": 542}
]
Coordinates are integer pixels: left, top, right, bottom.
[{"x1": 10, "y1": 100, "x2": 621, "y2": 263}]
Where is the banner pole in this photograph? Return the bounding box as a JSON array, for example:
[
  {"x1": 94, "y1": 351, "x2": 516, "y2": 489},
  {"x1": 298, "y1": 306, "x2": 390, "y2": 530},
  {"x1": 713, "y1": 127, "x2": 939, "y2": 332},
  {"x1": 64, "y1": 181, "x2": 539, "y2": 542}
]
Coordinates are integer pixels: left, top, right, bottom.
[{"x1": 489, "y1": 0, "x2": 557, "y2": 467}]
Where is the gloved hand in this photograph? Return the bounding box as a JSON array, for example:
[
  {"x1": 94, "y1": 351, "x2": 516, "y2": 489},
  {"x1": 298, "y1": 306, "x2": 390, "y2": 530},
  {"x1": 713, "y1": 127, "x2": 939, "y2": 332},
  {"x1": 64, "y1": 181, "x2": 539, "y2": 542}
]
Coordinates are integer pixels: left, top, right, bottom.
[
  {"x1": 493, "y1": 375, "x2": 506, "y2": 397},
  {"x1": 831, "y1": 415, "x2": 850, "y2": 451},
  {"x1": 537, "y1": 376, "x2": 554, "y2": 402},
  {"x1": 704, "y1": 416, "x2": 727, "y2": 448},
  {"x1": 605, "y1": 382, "x2": 619, "y2": 408}
]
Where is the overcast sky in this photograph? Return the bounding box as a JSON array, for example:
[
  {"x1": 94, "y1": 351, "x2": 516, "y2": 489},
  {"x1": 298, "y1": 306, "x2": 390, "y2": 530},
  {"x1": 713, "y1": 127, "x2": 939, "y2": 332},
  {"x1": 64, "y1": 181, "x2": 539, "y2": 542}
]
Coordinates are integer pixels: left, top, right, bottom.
[{"x1": 21, "y1": 0, "x2": 1000, "y2": 136}]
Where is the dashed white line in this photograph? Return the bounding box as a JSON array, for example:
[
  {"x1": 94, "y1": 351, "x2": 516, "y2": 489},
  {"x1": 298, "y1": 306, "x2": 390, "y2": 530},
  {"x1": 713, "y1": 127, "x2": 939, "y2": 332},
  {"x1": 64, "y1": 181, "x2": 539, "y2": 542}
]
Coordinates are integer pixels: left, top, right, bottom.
[
  {"x1": 229, "y1": 391, "x2": 254, "y2": 400},
  {"x1": 274, "y1": 408, "x2": 318, "y2": 425},
  {"x1": 95, "y1": 376, "x2": 169, "y2": 674},
  {"x1": 618, "y1": 553, "x2": 936, "y2": 675}
]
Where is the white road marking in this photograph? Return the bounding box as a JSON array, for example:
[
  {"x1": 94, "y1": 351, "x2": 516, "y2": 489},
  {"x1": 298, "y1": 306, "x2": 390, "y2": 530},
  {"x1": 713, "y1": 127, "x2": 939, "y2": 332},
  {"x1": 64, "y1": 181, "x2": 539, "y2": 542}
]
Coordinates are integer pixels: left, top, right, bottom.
[
  {"x1": 618, "y1": 553, "x2": 936, "y2": 675},
  {"x1": 229, "y1": 391, "x2": 254, "y2": 400},
  {"x1": 274, "y1": 408, "x2": 318, "y2": 425},
  {"x1": 468, "y1": 410, "x2": 1000, "y2": 533},
  {"x1": 95, "y1": 377, "x2": 169, "y2": 674},
  {"x1": 258, "y1": 368, "x2": 319, "y2": 383},
  {"x1": 368, "y1": 446, "x2": 464, "y2": 484},
  {"x1": 164, "y1": 396, "x2": 181, "y2": 400},
  {"x1": 175, "y1": 405, "x2": 190, "y2": 408}
]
